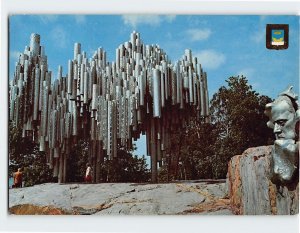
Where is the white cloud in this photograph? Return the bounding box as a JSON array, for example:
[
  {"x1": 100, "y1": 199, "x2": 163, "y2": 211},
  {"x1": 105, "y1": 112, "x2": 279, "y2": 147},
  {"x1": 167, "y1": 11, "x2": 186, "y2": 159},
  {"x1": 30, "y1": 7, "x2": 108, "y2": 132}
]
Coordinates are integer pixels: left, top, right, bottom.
[
  {"x1": 51, "y1": 27, "x2": 68, "y2": 48},
  {"x1": 38, "y1": 15, "x2": 86, "y2": 25},
  {"x1": 10, "y1": 50, "x2": 21, "y2": 60},
  {"x1": 186, "y1": 28, "x2": 212, "y2": 41},
  {"x1": 259, "y1": 16, "x2": 268, "y2": 22},
  {"x1": 122, "y1": 15, "x2": 176, "y2": 28},
  {"x1": 237, "y1": 68, "x2": 261, "y2": 89},
  {"x1": 251, "y1": 28, "x2": 265, "y2": 43},
  {"x1": 194, "y1": 50, "x2": 226, "y2": 70},
  {"x1": 38, "y1": 15, "x2": 59, "y2": 24},
  {"x1": 237, "y1": 68, "x2": 255, "y2": 78},
  {"x1": 122, "y1": 15, "x2": 160, "y2": 27},
  {"x1": 165, "y1": 15, "x2": 176, "y2": 22},
  {"x1": 74, "y1": 15, "x2": 86, "y2": 24}
]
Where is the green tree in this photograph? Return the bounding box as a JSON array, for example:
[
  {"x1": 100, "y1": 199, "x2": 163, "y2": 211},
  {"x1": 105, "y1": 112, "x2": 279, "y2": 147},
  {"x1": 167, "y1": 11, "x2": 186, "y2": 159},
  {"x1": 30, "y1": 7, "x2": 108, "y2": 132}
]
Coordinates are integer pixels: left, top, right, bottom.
[
  {"x1": 9, "y1": 123, "x2": 53, "y2": 187},
  {"x1": 159, "y1": 119, "x2": 219, "y2": 181},
  {"x1": 181, "y1": 121, "x2": 219, "y2": 179},
  {"x1": 160, "y1": 76, "x2": 274, "y2": 180},
  {"x1": 100, "y1": 149, "x2": 150, "y2": 182},
  {"x1": 209, "y1": 76, "x2": 274, "y2": 177},
  {"x1": 66, "y1": 141, "x2": 150, "y2": 183},
  {"x1": 66, "y1": 139, "x2": 90, "y2": 182}
]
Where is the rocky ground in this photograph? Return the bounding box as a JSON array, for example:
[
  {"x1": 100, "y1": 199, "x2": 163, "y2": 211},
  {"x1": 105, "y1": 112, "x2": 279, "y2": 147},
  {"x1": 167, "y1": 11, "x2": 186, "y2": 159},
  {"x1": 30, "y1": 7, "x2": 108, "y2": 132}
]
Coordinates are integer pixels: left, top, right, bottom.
[{"x1": 9, "y1": 181, "x2": 232, "y2": 215}]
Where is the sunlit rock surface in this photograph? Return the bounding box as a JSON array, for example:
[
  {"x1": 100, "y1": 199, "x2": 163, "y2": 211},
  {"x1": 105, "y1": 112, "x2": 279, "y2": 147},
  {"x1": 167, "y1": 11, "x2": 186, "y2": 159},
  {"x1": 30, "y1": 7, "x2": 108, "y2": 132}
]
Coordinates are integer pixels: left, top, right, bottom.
[
  {"x1": 9, "y1": 182, "x2": 231, "y2": 215},
  {"x1": 227, "y1": 145, "x2": 299, "y2": 215}
]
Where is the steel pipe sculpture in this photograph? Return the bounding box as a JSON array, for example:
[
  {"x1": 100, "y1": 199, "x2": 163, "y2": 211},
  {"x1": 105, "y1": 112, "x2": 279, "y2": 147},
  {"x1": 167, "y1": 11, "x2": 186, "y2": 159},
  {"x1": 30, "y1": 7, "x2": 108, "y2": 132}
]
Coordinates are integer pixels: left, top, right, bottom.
[{"x1": 9, "y1": 32, "x2": 210, "y2": 183}]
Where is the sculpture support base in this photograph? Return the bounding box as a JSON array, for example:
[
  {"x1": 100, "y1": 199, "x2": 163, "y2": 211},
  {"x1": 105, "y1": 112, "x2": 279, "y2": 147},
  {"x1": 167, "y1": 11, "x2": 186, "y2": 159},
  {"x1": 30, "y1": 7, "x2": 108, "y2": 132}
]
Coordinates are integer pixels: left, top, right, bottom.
[{"x1": 227, "y1": 146, "x2": 299, "y2": 215}]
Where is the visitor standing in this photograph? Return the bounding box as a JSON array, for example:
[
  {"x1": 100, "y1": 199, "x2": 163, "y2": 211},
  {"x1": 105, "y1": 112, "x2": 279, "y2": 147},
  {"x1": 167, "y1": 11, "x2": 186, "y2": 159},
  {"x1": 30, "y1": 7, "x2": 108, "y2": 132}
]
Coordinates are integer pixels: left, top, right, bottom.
[
  {"x1": 13, "y1": 168, "x2": 23, "y2": 188},
  {"x1": 85, "y1": 163, "x2": 92, "y2": 183}
]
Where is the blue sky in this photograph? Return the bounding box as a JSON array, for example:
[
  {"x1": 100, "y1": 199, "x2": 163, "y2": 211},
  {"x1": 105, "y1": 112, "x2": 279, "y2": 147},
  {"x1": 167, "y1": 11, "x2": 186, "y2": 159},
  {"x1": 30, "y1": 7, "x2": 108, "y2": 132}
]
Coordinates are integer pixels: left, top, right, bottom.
[{"x1": 9, "y1": 15, "x2": 299, "y2": 163}]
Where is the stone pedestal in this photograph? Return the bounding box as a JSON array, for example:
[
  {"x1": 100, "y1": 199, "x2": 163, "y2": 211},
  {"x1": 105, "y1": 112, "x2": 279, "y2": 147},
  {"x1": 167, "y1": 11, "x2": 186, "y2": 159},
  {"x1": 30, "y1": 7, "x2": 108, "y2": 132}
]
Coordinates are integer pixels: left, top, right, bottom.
[{"x1": 227, "y1": 145, "x2": 299, "y2": 215}]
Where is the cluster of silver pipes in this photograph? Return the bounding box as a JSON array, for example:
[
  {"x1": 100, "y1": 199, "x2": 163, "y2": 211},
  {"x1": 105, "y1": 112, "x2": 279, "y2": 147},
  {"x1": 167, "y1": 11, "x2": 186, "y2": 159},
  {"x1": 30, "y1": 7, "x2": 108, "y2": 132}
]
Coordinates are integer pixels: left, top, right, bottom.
[{"x1": 9, "y1": 32, "x2": 209, "y2": 182}]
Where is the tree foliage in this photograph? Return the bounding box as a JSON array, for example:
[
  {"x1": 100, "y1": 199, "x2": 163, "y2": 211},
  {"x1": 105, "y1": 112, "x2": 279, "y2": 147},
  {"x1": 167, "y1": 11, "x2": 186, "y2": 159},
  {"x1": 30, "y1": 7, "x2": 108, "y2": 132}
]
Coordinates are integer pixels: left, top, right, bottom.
[
  {"x1": 66, "y1": 140, "x2": 90, "y2": 182},
  {"x1": 210, "y1": 76, "x2": 274, "y2": 149},
  {"x1": 159, "y1": 76, "x2": 274, "y2": 180},
  {"x1": 100, "y1": 150, "x2": 150, "y2": 182},
  {"x1": 158, "y1": 119, "x2": 219, "y2": 181},
  {"x1": 67, "y1": 141, "x2": 150, "y2": 183},
  {"x1": 9, "y1": 123, "x2": 53, "y2": 187}
]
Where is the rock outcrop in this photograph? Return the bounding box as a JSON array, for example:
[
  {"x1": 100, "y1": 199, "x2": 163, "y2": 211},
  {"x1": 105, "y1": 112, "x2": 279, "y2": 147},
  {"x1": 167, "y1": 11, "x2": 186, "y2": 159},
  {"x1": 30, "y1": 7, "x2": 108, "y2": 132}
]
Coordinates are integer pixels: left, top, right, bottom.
[
  {"x1": 227, "y1": 145, "x2": 299, "y2": 215},
  {"x1": 9, "y1": 182, "x2": 232, "y2": 215}
]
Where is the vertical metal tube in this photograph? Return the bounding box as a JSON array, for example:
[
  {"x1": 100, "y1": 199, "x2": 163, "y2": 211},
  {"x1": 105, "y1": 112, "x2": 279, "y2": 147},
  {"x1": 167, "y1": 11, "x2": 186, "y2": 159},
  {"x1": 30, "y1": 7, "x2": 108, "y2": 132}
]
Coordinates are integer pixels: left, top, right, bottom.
[
  {"x1": 160, "y1": 71, "x2": 165, "y2": 108},
  {"x1": 58, "y1": 153, "x2": 64, "y2": 183},
  {"x1": 41, "y1": 81, "x2": 49, "y2": 137},
  {"x1": 112, "y1": 101, "x2": 117, "y2": 158},
  {"x1": 67, "y1": 60, "x2": 73, "y2": 94},
  {"x1": 152, "y1": 68, "x2": 161, "y2": 118},
  {"x1": 74, "y1": 43, "x2": 81, "y2": 60},
  {"x1": 150, "y1": 118, "x2": 157, "y2": 183},
  {"x1": 91, "y1": 84, "x2": 98, "y2": 110},
  {"x1": 72, "y1": 101, "x2": 78, "y2": 136},
  {"x1": 33, "y1": 67, "x2": 40, "y2": 121},
  {"x1": 38, "y1": 65, "x2": 46, "y2": 111},
  {"x1": 200, "y1": 72, "x2": 205, "y2": 117},
  {"x1": 107, "y1": 100, "x2": 112, "y2": 159},
  {"x1": 188, "y1": 67, "x2": 194, "y2": 103},
  {"x1": 83, "y1": 71, "x2": 88, "y2": 104},
  {"x1": 204, "y1": 72, "x2": 210, "y2": 121},
  {"x1": 80, "y1": 64, "x2": 85, "y2": 96},
  {"x1": 30, "y1": 33, "x2": 40, "y2": 56}
]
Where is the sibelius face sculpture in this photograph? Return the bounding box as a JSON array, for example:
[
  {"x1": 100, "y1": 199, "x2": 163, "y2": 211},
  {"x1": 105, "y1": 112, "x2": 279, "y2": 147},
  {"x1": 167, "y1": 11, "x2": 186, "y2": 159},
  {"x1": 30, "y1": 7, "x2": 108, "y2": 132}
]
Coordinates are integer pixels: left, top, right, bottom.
[{"x1": 265, "y1": 86, "x2": 300, "y2": 185}]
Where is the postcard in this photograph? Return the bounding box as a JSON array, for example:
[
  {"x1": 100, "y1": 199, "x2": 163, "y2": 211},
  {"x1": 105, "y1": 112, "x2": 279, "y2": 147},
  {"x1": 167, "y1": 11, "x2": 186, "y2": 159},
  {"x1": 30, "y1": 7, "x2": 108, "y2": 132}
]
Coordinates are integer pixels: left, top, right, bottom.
[{"x1": 8, "y1": 14, "x2": 299, "y2": 216}]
